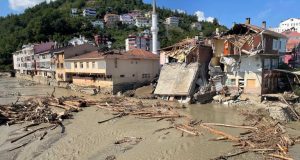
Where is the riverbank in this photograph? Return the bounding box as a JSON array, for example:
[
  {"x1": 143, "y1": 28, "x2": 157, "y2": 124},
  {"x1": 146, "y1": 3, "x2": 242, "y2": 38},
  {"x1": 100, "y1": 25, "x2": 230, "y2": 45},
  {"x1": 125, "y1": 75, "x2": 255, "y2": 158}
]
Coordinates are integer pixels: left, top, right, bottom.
[{"x1": 0, "y1": 77, "x2": 300, "y2": 160}]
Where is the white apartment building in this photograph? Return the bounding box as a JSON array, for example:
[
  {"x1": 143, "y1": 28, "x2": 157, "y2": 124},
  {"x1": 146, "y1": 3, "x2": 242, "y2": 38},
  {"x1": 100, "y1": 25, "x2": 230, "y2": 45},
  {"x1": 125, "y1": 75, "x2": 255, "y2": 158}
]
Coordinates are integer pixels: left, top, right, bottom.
[
  {"x1": 13, "y1": 44, "x2": 35, "y2": 75},
  {"x1": 135, "y1": 17, "x2": 150, "y2": 28},
  {"x1": 83, "y1": 8, "x2": 97, "y2": 17},
  {"x1": 165, "y1": 16, "x2": 179, "y2": 27},
  {"x1": 270, "y1": 18, "x2": 300, "y2": 33},
  {"x1": 120, "y1": 14, "x2": 134, "y2": 25}
]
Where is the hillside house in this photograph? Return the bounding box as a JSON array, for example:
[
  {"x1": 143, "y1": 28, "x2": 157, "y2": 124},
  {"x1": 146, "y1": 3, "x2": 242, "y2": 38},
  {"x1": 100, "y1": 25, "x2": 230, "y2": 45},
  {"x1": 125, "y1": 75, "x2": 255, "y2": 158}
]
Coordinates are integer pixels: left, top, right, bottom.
[
  {"x1": 92, "y1": 20, "x2": 104, "y2": 29},
  {"x1": 135, "y1": 16, "x2": 150, "y2": 28},
  {"x1": 120, "y1": 14, "x2": 134, "y2": 25},
  {"x1": 191, "y1": 22, "x2": 202, "y2": 31},
  {"x1": 212, "y1": 19, "x2": 287, "y2": 95},
  {"x1": 83, "y1": 8, "x2": 96, "y2": 17},
  {"x1": 64, "y1": 49, "x2": 160, "y2": 94},
  {"x1": 165, "y1": 17, "x2": 179, "y2": 27},
  {"x1": 104, "y1": 14, "x2": 120, "y2": 28}
]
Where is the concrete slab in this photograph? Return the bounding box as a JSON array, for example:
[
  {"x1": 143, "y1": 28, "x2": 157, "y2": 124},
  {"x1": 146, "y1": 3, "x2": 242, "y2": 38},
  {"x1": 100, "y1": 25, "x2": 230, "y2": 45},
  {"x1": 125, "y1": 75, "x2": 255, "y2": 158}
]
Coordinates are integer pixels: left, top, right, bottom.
[{"x1": 154, "y1": 63, "x2": 200, "y2": 96}]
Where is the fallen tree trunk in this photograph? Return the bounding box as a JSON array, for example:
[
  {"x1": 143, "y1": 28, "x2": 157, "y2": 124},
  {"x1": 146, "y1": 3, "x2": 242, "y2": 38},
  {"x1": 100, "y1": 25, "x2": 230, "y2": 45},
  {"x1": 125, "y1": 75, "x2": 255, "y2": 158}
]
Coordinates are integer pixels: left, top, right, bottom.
[
  {"x1": 202, "y1": 123, "x2": 258, "y2": 130},
  {"x1": 98, "y1": 112, "x2": 128, "y2": 124},
  {"x1": 199, "y1": 124, "x2": 240, "y2": 142},
  {"x1": 11, "y1": 125, "x2": 55, "y2": 143}
]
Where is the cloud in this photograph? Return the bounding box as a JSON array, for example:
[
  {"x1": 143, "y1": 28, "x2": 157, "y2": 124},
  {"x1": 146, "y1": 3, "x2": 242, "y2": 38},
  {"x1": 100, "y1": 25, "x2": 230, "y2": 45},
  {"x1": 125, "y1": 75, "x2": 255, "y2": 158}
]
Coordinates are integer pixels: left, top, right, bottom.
[
  {"x1": 194, "y1": 10, "x2": 215, "y2": 22},
  {"x1": 9, "y1": 0, "x2": 56, "y2": 11}
]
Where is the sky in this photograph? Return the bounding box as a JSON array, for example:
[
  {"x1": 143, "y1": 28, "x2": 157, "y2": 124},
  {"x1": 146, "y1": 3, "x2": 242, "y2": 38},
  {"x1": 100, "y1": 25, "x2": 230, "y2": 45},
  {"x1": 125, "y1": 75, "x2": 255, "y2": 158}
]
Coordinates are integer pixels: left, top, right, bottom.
[{"x1": 0, "y1": 0, "x2": 299, "y2": 28}]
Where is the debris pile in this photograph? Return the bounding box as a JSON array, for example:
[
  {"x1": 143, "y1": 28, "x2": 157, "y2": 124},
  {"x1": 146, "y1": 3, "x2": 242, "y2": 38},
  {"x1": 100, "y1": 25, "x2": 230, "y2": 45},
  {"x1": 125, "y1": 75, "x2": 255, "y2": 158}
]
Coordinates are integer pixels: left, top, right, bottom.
[
  {"x1": 0, "y1": 95, "x2": 89, "y2": 126},
  {"x1": 96, "y1": 98, "x2": 183, "y2": 122}
]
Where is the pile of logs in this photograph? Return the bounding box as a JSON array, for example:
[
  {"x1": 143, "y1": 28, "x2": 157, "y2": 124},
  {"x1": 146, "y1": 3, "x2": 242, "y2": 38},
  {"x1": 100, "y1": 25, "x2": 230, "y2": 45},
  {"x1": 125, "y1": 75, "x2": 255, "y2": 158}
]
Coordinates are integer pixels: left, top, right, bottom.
[
  {"x1": 0, "y1": 96, "x2": 89, "y2": 126},
  {"x1": 96, "y1": 99, "x2": 183, "y2": 124}
]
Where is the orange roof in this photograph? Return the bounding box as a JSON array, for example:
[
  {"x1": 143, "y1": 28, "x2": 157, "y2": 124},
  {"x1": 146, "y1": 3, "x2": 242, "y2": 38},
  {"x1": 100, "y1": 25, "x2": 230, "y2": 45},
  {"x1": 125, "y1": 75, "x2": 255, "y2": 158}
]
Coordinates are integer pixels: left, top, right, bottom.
[{"x1": 66, "y1": 49, "x2": 159, "y2": 61}]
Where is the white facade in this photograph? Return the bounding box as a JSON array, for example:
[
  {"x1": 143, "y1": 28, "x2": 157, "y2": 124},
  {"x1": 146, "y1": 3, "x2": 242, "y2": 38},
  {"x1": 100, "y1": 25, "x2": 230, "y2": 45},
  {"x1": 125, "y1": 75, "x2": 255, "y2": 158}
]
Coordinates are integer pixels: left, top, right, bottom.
[
  {"x1": 83, "y1": 8, "x2": 96, "y2": 17},
  {"x1": 270, "y1": 18, "x2": 300, "y2": 33},
  {"x1": 68, "y1": 36, "x2": 88, "y2": 46},
  {"x1": 92, "y1": 20, "x2": 104, "y2": 29},
  {"x1": 120, "y1": 14, "x2": 134, "y2": 25},
  {"x1": 165, "y1": 16, "x2": 179, "y2": 27},
  {"x1": 191, "y1": 22, "x2": 202, "y2": 30},
  {"x1": 135, "y1": 17, "x2": 150, "y2": 28},
  {"x1": 13, "y1": 44, "x2": 35, "y2": 74},
  {"x1": 71, "y1": 8, "x2": 78, "y2": 16}
]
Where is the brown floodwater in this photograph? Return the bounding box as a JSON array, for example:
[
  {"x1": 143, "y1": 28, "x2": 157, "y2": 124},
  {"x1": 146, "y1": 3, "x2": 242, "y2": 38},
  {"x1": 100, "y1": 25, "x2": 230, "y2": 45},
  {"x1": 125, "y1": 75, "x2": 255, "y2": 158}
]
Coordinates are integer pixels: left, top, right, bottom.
[{"x1": 0, "y1": 77, "x2": 299, "y2": 160}]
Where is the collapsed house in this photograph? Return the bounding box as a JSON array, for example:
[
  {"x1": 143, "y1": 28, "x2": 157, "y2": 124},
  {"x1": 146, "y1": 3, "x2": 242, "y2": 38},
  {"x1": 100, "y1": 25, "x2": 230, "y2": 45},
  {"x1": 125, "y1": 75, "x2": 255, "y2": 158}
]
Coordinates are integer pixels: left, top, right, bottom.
[
  {"x1": 155, "y1": 38, "x2": 213, "y2": 103},
  {"x1": 212, "y1": 19, "x2": 287, "y2": 96}
]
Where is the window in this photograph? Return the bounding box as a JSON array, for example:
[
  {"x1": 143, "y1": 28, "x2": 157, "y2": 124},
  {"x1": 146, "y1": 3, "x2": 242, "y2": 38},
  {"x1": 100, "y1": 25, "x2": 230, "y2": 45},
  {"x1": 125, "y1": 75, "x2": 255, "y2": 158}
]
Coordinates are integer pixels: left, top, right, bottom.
[
  {"x1": 57, "y1": 63, "x2": 60, "y2": 68},
  {"x1": 264, "y1": 59, "x2": 271, "y2": 70},
  {"x1": 226, "y1": 79, "x2": 236, "y2": 86},
  {"x1": 142, "y1": 74, "x2": 150, "y2": 78},
  {"x1": 92, "y1": 62, "x2": 95, "y2": 68},
  {"x1": 114, "y1": 59, "x2": 118, "y2": 68},
  {"x1": 60, "y1": 63, "x2": 64, "y2": 68},
  {"x1": 42, "y1": 55, "x2": 46, "y2": 59},
  {"x1": 74, "y1": 62, "x2": 78, "y2": 68},
  {"x1": 80, "y1": 62, "x2": 83, "y2": 68},
  {"x1": 120, "y1": 75, "x2": 125, "y2": 78},
  {"x1": 272, "y1": 39, "x2": 278, "y2": 50},
  {"x1": 132, "y1": 74, "x2": 135, "y2": 77}
]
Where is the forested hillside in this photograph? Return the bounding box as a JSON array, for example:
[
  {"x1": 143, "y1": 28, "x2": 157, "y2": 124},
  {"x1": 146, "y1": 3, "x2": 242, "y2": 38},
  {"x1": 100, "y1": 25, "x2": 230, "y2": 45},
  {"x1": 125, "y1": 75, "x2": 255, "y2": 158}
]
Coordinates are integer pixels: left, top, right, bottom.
[{"x1": 0, "y1": 0, "x2": 227, "y2": 70}]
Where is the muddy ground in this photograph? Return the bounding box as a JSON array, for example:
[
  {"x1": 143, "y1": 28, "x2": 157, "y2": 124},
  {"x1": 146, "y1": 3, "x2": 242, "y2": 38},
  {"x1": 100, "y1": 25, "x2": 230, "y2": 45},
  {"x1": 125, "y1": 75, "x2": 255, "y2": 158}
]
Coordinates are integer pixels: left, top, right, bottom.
[{"x1": 0, "y1": 77, "x2": 300, "y2": 160}]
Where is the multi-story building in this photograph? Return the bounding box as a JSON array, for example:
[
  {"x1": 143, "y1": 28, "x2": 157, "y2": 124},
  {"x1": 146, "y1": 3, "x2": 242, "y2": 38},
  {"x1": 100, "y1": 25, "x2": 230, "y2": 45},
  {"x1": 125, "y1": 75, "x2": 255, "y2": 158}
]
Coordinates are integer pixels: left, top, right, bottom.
[
  {"x1": 135, "y1": 16, "x2": 150, "y2": 28},
  {"x1": 125, "y1": 34, "x2": 153, "y2": 51},
  {"x1": 13, "y1": 44, "x2": 35, "y2": 75},
  {"x1": 34, "y1": 42, "x2": 56, "y2": 78},
  {"x1": 94, "y1": 34, "x2": 111, "y2": 47},
  {"x1": 212, "y1": 19, "x2": 287, "y2": 95},
  {"x1": 52, "y1": 44, "x2": 98, "y2": 82},
  {"x1": 64, "y1": 49, "x2": 160, "y2": 93},
  {"x1": 92, "y1": 20, "x2": 104, "y2": 29},
  {"x1": 104, "y1": 14, "x2": 120, "y2": 27},
  {"x1": 119, "y1": 14, "x2": 134, "y2": 25},
  {"x1": 191, "y1": 22, "x2": 202, "y2": 30},
  {"x1": 270, "y1": 18, "x2": 300, "y2": 33},
  {"x1": 83, "y1": 8, "x2": 97, "y2": 17},
  {"x1": 165, "y1": 16, "x2": 179, "y2": 27}
]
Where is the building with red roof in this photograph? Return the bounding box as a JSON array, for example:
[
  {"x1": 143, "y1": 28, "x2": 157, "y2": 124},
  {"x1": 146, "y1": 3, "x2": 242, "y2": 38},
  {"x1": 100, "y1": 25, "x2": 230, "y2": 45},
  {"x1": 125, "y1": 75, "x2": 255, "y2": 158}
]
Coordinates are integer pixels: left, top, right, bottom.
[{"x1": 64, "y1": 49, "x2": 160, "y2": 94}]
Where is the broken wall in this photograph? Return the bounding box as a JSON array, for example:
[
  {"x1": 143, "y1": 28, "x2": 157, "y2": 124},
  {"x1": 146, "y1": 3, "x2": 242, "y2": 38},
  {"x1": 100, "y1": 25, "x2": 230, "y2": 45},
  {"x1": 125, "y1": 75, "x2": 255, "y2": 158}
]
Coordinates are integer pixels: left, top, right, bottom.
[
  {"x1": 154, "y1": 63, "x2": 200, "y2": 96},
  {"x1": 224, "y1": 55, "x2": 263, "y2": 94}
]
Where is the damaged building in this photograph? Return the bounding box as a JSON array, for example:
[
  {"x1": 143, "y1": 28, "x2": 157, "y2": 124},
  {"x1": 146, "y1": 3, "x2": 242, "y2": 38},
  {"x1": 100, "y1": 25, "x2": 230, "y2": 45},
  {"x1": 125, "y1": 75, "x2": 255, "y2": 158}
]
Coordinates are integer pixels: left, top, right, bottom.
[
  {"x1": 212, "y1": 18, "x2": 287, "y2": 96},
  {"x1": 155, "y1": 38, "x2": 213, "y2": 103}
]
